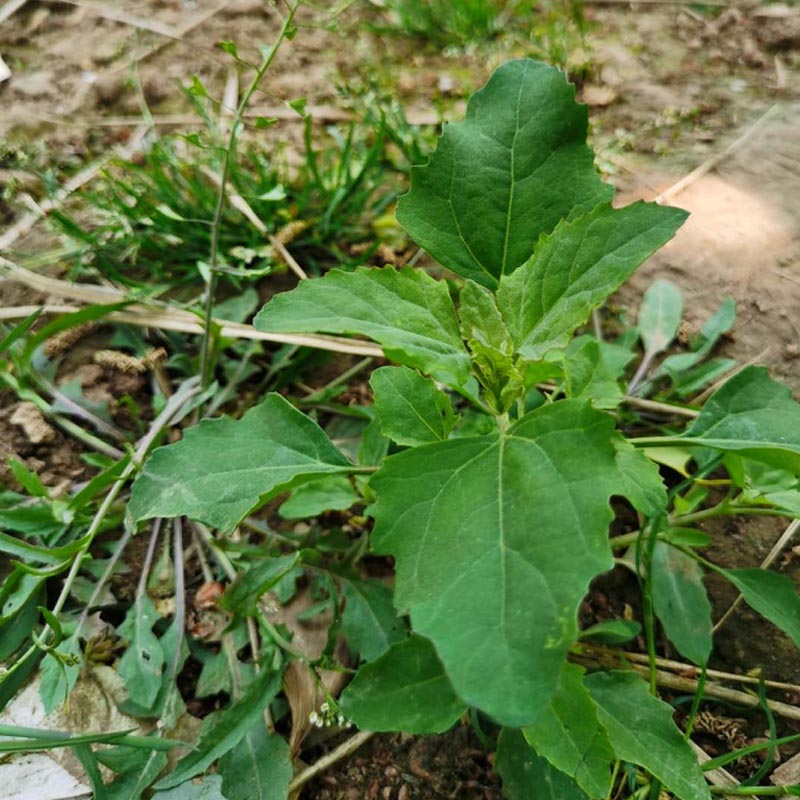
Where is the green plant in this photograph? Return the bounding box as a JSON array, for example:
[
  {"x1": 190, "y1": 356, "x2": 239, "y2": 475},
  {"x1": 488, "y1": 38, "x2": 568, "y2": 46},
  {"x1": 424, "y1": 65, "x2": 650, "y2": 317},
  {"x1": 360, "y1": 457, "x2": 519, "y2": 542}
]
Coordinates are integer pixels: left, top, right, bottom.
[{"x1": 125, "y1": 60, "x2": 800, "y2": 797}]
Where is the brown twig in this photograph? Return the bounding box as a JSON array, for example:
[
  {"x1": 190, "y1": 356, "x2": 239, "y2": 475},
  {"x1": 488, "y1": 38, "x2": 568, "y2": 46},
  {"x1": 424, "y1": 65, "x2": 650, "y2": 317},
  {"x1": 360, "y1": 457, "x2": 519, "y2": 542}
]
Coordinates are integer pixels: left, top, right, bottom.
[
  {"x1": 288, "y1": 730, "x2": 375, "y2": 797},
  {"x1": 654, "y1": 105, "x2": 780, "y2": 204},
  {"x1": 42, "y1": 0, "x2": 182, "y2": 38},
  {"x1": 0, "y1": 259, "x2": 384, "y2": 357}
]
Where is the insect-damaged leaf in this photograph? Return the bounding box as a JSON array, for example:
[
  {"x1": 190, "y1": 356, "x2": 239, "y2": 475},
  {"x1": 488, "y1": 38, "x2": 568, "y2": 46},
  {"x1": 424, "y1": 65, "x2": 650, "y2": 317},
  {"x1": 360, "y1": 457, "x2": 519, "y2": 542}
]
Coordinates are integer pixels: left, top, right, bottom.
[
  {"x1": 117, "y1": 594, "x2": 165, "y2": 709},
  {"x1": 496, "y1": 202, "x2": 687, "y2": 361},
  {"x1": 370, "y1": 400, "x2": 640, "y2": 726},
  {"x1": 254, "y1": 266, "x2": 471, "y2": 387},
  {"x1": 129, "y1": 394, "x2": 352, "y2": 531},
  {"x1": 397, "y1": 59, "x2": 613, "y2": 288}
]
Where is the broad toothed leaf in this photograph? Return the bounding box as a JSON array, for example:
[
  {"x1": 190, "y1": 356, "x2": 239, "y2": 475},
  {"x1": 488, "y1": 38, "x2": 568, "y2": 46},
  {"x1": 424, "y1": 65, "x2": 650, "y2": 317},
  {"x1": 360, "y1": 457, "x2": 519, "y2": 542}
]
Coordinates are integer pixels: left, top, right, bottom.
[
  {"x1": 497, "y1": 202, "x2": 687, "y2": 360},
  {"x1": 370, "y1": 400, "x2": 637, "y2": 726},
  {"x1": 397, "y1": 59, "x2": 614, "y2": 288},
  {"x1": 585, "y1": 671, "x2": 711, "y2": 800},
  {"x1": 254, "y1": 266, "x2": 470, "y2": 387},
  {"x1": 129, "y1": 394, "x2": 352, "y2": 531},
  {"x1": 522, "y1": 664, "x2": 614, "y2": 797}
]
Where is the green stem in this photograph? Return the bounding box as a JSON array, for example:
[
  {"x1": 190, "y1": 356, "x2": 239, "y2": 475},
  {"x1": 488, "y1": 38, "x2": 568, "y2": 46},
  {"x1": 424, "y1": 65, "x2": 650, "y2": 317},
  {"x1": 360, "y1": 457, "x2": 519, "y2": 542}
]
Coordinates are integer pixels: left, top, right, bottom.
[{"x1": 199, "y1": 0, "x2": 303, "y2": 389}]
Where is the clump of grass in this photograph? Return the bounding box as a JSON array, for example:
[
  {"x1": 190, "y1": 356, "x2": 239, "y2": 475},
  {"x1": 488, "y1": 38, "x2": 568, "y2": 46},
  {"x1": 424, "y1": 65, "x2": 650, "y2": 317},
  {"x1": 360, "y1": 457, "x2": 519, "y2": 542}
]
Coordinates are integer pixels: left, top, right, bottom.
[
  {"x1": 373, "y1": 0, "x2": 591, "y2": 70},
  {"x1": 48, "y1": 112, "x2": 416, "y2": 292}
]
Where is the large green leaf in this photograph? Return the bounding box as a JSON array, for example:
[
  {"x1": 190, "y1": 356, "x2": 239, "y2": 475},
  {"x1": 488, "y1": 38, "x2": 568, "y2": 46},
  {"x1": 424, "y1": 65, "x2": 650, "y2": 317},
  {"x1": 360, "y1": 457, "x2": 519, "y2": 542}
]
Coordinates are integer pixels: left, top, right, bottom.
[
  {"x1": 154, "y1": 668, "x2": 281, "y2": 790},
  {"x1": 679, "y1": 367, "x2": 800, "y2": 473},
  {"x1": 254, "y1": 266, "x2": 471, "y2": 387},
  {"x1": 522, "y1": 664, "x2": 614, "y2": 797},
  {"x1": 129, "y1": 394, "x2": 352, "y2": 531},
  {"x1": 716, "y1": 567, "x2": 800, "y2": 647},
  {"x1": 396, "y1": 59, "x2": 613, "y2": 288},
  {"x1": 370, "y1": 366, "x2": 455, "y2": 446},
  {"x1": 342, "y1": 579, "x2": 407, "y2": 661},
  {"x1": 371, "y1": 400, "x2": 636, "y2": 726},
  {"x1": 218, "y1": 723, "x2": 292, "y2": 800},
  {"x1": 495, "y1": 728, "x2": 589, "y2": 800},
  {"x1": 651, "y1": 542, "x2": 712, "y2": 665},
  {"x1": 339, "y1": 634, "x2": 466, "y2": 734},
  {"x1": 497, "y1": 202, "x2": 688, "y2": 361},
  {"x1": 585, "y1": 671, "x2": 711, "y2": 800}
]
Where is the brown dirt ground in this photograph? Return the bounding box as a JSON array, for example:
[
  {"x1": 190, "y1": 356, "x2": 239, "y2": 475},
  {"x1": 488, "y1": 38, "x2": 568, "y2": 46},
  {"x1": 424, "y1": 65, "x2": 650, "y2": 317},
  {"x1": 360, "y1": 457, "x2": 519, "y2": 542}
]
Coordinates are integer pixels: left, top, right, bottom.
[{"x1": 2, "y1": 1, "x2": 800, "y2": 797}]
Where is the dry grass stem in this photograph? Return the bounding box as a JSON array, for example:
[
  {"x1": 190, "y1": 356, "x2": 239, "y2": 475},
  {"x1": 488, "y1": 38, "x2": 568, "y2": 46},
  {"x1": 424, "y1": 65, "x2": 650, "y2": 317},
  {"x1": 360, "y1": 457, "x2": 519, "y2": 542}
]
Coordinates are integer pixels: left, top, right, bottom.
[
  {"x1": 0, "y1": 260, "x2": 384, "y2": 357},
  {"x1": 43, "y1": 0, "x2": 182, "y2": 38},
  {"x1": 288, "y1": 730, "x2": 375, "y2": 797},
  {"x1": 654, "y1": 105, "x2": 780, "y2": 204}
]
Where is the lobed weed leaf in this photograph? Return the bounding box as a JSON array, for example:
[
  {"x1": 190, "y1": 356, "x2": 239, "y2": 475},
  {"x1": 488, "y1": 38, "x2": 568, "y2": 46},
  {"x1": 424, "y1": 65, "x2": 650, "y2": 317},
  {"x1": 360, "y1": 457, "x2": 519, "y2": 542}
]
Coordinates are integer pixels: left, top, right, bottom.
[
  {"x1": 396, "y1": 59, "x2": 613, "y2": 288},
  {"x1": 129, "y1": 394, "x2": 352, "y2": 531}
]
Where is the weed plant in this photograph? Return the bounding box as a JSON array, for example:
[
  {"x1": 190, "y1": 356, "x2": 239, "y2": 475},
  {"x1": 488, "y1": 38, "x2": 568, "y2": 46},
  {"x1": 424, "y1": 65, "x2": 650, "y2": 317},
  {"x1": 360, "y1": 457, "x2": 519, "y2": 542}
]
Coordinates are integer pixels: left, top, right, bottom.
[{"x1": 1, "y1": 27, "x2": 800, "y2": 800}]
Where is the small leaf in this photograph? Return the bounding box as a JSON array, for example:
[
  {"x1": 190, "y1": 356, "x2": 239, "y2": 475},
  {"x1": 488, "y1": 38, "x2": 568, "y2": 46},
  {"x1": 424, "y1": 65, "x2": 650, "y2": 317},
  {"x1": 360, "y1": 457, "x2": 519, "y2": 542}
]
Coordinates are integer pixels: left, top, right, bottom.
[
  {"x1": 637, "y1": 279, "x2": 683, "y2": 357},
  {"x1": 497, "y1": 202, "x2": 688, "y2": 360},
  {"x1": 585, "y1": 671, "x2": 711, "y2": 800},
  {"x1": 39, "y1": 638, "x2": 81, "y2": 713},
  {"x1": 397, "y1": 59, "x2": 613, "y2": 288},
  {"x1": 579, "y1": 619, "x2": 641, "y2": 645},
  {"x1": 218, "y1": 722, "x2": 292, "y2": 800},
  {"x1": 680, "y1": 367, "x2": 800, "y2": 473},
  {"x1": 370, "y1": 366, "x2": 455, "y2": 446},
  {"x1": 153, "y1": 774, "x2": 227, "y2": 800},
  {"x1": 614, "y1": 439, "x2": 668, "y2": 518},
  {"x1": 342, "y1": 579, "x2": 406, "y2": 661},
  {"x1": 129, "y1": 393, "x2": 352, "y2": 531},
  {"x1": 522, "y1": 664, "x2": 614, "y2": 797},
  {"x1": 254, "y1": 266, "x2": 471, "y2": 387},
  {"x1": 495, "y1": 728, "x2": 589, "y2": 800},
  {"x1": 154, "y1": 668, "x2": 281, "y2": 790},
  {"x1": 279, "y1": 475, "x2": 359, "y2": 519},
  {"x1": 219, "y1": 553, "x2": 300, "y2": 615},
  {"x1": 340, "y1": 635, "x2": 466, "y2": 734},
  {"x1": 117, "y1": 594, "x2": 165, "y2": 709},
  {"x1": 652, "y1": 542, "x2": 712, "y2": 665},
  {"x1": 564, "y1": 338, "x2": 624, "y2": 409},
  {"x1": 715, "y1": 567, "x2": 800, "y2": 648}
]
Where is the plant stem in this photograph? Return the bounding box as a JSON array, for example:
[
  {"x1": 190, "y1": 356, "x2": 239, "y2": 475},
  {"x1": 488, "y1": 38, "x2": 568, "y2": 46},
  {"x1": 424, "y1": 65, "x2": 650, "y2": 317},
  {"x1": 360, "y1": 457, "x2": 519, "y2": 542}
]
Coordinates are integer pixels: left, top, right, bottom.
[{"x1": 199, "y1": 1, "x2": 302, "y2": 389}]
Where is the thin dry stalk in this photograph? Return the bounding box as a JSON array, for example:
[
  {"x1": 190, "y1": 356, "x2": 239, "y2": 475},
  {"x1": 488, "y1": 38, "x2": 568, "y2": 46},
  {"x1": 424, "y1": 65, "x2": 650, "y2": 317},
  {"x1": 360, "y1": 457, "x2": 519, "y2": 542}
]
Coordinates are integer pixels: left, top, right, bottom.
[
  {"x1": 689, "y1": 346, "x2": 771, "y2": 406},
  {"x1": 288, "y1": 730, "x2": 375, "y2": 797},
  {"x1": 689, "y1": 740, "x2": 758, "y2": 800},
  {"x1": 0, "y1": 128, "x2": 147, "y2": 251},
  {"x1": 43, "y1": 0, "x2": 182, "y2": 38},
  {"x1": 622, "y1": 650, "x2": 800, "y2": 694},
  {"x1": 0, "y1": 259, "x2": 384, "y2": 357},
  {"x1": 0, "y1": 0, "x2": 27, "y2": 24},
  {"x1": 32, "y1": 106, "x2": 442, "y2": 129},
  {"x1": 654, "y1": 105, "x2": 780, "y2": 204}
]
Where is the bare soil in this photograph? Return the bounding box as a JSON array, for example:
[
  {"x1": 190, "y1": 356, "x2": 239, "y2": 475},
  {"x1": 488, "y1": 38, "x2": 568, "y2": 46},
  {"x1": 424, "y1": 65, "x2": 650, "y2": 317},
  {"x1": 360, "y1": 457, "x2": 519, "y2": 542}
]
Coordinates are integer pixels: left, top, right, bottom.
[{"x1": 2, "y1": 1, "x2": 800, "y2": 797}]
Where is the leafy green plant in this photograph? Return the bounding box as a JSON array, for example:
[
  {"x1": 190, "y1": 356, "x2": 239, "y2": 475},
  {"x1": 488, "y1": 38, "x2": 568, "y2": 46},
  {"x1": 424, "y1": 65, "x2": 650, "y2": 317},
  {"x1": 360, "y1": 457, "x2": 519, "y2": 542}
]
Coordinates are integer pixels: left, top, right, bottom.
[
  {"x1": 7, "y1": 58, "x2": 800, "y2": 798},
  {"x1": 126, "y1": 59, "x2": 800, "y2": 796}
]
